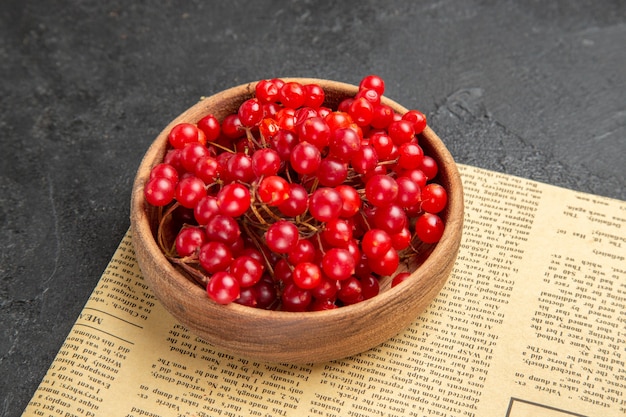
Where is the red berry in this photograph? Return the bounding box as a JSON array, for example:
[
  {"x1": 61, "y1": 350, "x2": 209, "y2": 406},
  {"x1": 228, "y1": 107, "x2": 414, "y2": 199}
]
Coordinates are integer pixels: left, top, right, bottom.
[
  {"x1": 365, "y1": 174, "x2": 398, "y2": 207},
  {"x1": 238, "y1": 98, "x2": 264, "y2": 128},
  {"x1": 388, "y1": 119, "x2": 415, "y2": 145},
  {"x1": 207, "y1": 271, "x2": 240, "y2": 304},
  {"x1": 168, "y1": 123, "x2": 199, "y2": 149},
  {"x1": 230, "y1": 256, "x2": 264, "y2": 288},
  {"x1": 321, "y1": 248, "x2": 355, "y2": 281},
  {"x1": 421, "y1": 183, "x2": 448, "y2": 214},
  {"x1": 199, "y1": 241, "x2": 233, "y2": 274},
  {"x1": 308, "y1": 188, "x2": 343, "y2": 222},
  {"x1": 265, "y1": 220, "x2": 299, "y2": 254},
  {"x1": 144, "y1": 177, "x2": 176, "y2": 206},
  {"x1": 255, "y1": 79, "x2": 280, "y2": 103},
  {"x1": 205, "y1": 214, "x2": 241, "y2": 244},
  {"x1": 361, "y1": 229, "x2": 392, "y2": 260},
  {"x1": 403, "y1": 109, "x2": 427, "y2": 134},
  {"x1": 304, "y1": 83, "x2": 325, "y2": 108},
  {"x1": 279, "y1": 82, "x2": 306, "y2": 109},
  {"x1": 175, "y1": 226, "x2": 206, "y2": 257},
  {"x1": 175, "y1": 176, "x2": 207, "y2": 208},
  {"x1": 359, "y1": 75, "x2": 385, "y2": 95},
  {"x1": 292, "y1": 262, "x2": 322, "y2": 290},
  {"x1": 197, "y1": 114, "x2": 221, "y2": 142},
  {"x1": 278, "y1": 183, "x2": 309, "y2": 217},
  {"x1": 257, "y1": 175, "x2": 290, "y2": 206},
  {"x1": 392, "y1": 272, "x2": 411, "y2": 287},
  {"x1": 415, "y1": 213, "x2": 445, "y2": 244},
  {"x1": 290, "y1": 142, "x2": 321, "y2": 175},
  {"x1": 281, "y1": 283, "x2": 312, "y2": 312},
  {"x1": 216, "y1": 183, "x2": 250, "y2": 217}
]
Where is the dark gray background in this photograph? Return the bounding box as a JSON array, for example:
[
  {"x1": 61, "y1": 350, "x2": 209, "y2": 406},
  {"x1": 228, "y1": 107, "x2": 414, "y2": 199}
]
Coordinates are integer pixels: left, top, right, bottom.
[{"x1": 1, "y1": 1, "x2": 624, "y2": 415}]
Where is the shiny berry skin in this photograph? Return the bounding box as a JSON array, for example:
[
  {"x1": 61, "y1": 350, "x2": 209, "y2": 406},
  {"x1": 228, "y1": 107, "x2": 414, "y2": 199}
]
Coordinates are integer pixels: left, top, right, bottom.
[
  {"x1": 395, "y1": 176, "x2": 422, "y2": 208},
  {"x1": 365, "y1": 174, "x2": 398, "y2": 207},
  {"x1": 144, "y1": 177, "x2": 175, "y2": 206},
  {"x1": 388, "y1": 119, "x2": 415, "y2": 145},
  {"x1": 194, "y1": 155, "x2": 220, "y2": 184},
  {"x1": 207, "y1": 271, "x2": 240, "y2": 304},
  {"x1": 221, "y1": 114, "x2": 244, "y2": 139},
  {"x1": 271, "y1": 129, "x2": 298, "y2": 160},
  {"x1": 304, "y1": 83, "x2": 325, "y2": 108},
  {"x1": 335, "y1": 185, "x2": 362, "y2": 218},
  {"x1": 205, "y1": 214, "x2": 241, "y2": 244},
  {"x1": 230, "y1": 255, "x2": 264, "y2": 288},
  {"x1": 349, "y1": 97, "x2": 374, "y2": 127},
  {"x1": 403, "y1": 109, "x2": 427, "y2": 134},
  {"x1": 175, "y1": 176, "x2": 207, "y2": 208},
  {"x1": 290, "y1": 141, "x2": 321, "y2": 175},
  {"x1": 308, "y1": 188, "x2": 343, "y2": 222},
  {"x1": 194, "y1": 195, "x2": 220, "y2": 225},
  {"x1": 415, "y1": 213, "x2": 445, "y2": 244},
  {"x1": 175, "y1": 226, "x2": 206, "y2": 257},
  {"x1": 321, "y1": 248, "x2": 355, "y2": 281},
  {"x1": 360, "y1": 275, "x2": 380, "y2": 300},
  {"x1": 253, "y1": 279, "x2": 278, "y2": 310},
  {"x1": 255, "y1": 79, "x2": 280, "y2": 103},
  {"x1": 321, "y1": 218, "x2": 353, "y2": 248},
  {"x1": 298, "y1": 116, "x2": 331, "y2": 149},
  {"x1": 199, "y1": 241, "x2": 233, "y2": 274},
  {"x1": 359, "y1": 74, "x2": 385, "y2": 95},
  {"x1": 288, "y1": 239, "x2": 316, "y2": 265},
  {"x1": 420, "y1": 155, "x2": 439, "y2": 180},
  {"x1": 278, "y1": 183, "x2": 309, "y2": 217},
  {"x1": 150, "y1": 163, "x2": 179, "y2": 184},
  {"x1": 265, "y1": 220, "x2": 299, "y2": 254},
  {"x1": 257, "y1": 175, "x2": 290, "y2": 206},
  {"x1": 316, "y1": 157, "x2": 348, "y2": 187},
  {"x1": 292, "y1": 262, "x2": 322, "y2": 290},
  {"x1": 391, "y1": 272, "x2": 411, "y2": 287},
  {"x1": 361, "y1": 229, "x2": 392, "y2": 259},
  {"x1": 351, "y1": 145, "x2": 378, "y2": 175},
  {"x1": 397, "y1": 142, "x2": 424, "y2": 170},
  {"x1": 216, "y1": 183, "x2": 251, "y2": 217},
  {"x1": 168, "y1": 123, "x2": 199, "y2": 149},
  {"x1": 251, "y1": 148, "x2": 281, "y2": 177},
  {"x1": 281, "y1": 283, "x2": 312, "y2": 312},
  {"x1": 238, "y1": 98, "x2": 264, "y2": 128},
  {"x1": 279, "y1": 82, "x2": 306, "y2": 109},
  {"x1": 370, "y1": 104, "x2": 394, "y2": 129},
  {"x1": 367, "y1": 247, "x2": 399, "y2": 276},
  {"x1": 197, "y1": 114, "x2": 221, "y2": 142},
  {"x1": 421, "y1": 183, "x2": 447, "y2": 214},
  {"x1": 225, "y1": 153, "x2": 254, "y2": 183},
  {"x1": 181, "y1": 142, "x2": 210, "y2": 173},
  {"x1": 373, "y1": 203, "x2": 407, "y2": 234},
  {"x1": 337, "y1": 276, "x2": 363, "y2": 304},
  {"x1": 329, "y1": 127, "x2": 361, "y2": 162}
]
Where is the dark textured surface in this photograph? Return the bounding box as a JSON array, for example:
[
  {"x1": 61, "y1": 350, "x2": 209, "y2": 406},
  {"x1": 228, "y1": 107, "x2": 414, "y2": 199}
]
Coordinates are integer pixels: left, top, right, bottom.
[{"x1": 1, "y1": 1, "x2": 624, "y2": 415}]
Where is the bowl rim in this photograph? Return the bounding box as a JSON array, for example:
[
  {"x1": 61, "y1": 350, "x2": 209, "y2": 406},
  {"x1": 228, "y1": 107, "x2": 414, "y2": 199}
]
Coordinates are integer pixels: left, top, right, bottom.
[{"x1": 130, "y1": 77, "x2": 464, "y2": 361}]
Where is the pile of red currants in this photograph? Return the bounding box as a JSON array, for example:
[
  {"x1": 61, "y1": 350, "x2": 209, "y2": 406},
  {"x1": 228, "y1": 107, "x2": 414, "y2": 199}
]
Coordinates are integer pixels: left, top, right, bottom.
[{"x1": 143, "y1": 75, "x2": 448, "y2": 311}]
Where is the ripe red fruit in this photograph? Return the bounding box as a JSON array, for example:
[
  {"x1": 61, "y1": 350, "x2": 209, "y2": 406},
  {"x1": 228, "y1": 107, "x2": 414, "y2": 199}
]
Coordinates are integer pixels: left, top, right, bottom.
[
  {"x1": 265, "y1": 220, "x2": 299, "y2": 254},
  {"x1": 216, "y1": 183, "x2": 250, "y2": 217},
  {"x1": 207, "y1": 271, "x2": 240, "y2": 304}
]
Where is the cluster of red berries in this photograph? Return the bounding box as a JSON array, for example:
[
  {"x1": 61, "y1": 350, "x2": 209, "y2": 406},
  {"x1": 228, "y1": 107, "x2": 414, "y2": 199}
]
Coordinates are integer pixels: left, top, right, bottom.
[{"x1": 143, "y1": 75, "x2": 448, "y2": 311}]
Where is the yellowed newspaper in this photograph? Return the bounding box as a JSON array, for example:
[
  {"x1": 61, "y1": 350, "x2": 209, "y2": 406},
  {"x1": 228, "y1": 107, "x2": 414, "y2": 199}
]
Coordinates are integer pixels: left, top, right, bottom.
[{"x1": 22, "y1": 164, "x2": 626, "y2": 417}]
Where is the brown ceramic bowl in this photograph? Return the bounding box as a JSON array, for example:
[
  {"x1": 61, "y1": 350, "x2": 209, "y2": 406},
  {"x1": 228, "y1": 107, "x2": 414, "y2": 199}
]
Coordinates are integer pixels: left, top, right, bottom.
[{"x1": 130, "y1": 78, "x2": 463, "y2": 364}]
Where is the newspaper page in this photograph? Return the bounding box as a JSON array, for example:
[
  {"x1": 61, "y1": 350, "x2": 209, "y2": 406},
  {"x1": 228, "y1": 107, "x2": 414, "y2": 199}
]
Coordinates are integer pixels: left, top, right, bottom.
[{"x1": 22, "y1": 164, "x2": 626, "y2": 417}]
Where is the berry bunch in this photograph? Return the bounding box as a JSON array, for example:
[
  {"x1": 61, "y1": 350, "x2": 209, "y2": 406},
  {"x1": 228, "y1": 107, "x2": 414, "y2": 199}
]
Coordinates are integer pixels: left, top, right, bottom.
[{"x1": 143, "y1": 75, "x2": 448, "y2": 311}]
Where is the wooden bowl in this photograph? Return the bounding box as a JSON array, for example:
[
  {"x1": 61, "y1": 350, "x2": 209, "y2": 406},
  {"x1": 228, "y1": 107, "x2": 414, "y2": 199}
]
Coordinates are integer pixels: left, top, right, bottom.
[{"x1": 130, "y1": 78, "x2": 463, "y2": 363}]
